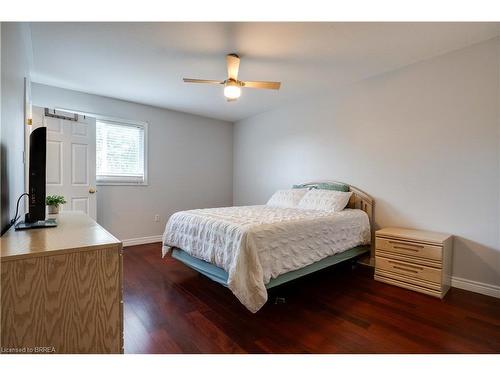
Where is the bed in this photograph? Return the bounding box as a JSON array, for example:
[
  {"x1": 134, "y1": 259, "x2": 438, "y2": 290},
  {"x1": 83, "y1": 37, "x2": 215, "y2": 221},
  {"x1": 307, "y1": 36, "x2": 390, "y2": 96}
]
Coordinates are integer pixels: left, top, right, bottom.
[{"x1": 162, "y1": 181, "x2": 374, "y2": 312}]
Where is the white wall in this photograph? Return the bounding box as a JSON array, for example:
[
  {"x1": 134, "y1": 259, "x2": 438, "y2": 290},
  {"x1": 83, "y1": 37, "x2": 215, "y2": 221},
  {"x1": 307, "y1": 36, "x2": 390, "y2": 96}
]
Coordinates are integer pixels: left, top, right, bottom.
[
  {"x1": 1, "y1": 23, "x2": 32, "y2": 234},
  {"x1": 234, "y1": 39, "x2": 500, "y2": 291},
  {"x1": 33, "y1": 83, "x2": 233, "y2": 241}
]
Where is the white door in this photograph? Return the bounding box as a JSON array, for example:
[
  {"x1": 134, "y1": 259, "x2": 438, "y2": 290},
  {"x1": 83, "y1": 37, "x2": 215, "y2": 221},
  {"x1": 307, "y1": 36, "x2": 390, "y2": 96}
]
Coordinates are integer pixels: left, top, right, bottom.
[{"x1": 32, "y1": 106, "x2": 97, "y2": 219}]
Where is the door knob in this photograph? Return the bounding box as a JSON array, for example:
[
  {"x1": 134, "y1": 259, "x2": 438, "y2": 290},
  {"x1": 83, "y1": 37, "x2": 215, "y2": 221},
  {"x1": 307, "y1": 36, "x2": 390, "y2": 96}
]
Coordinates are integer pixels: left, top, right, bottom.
[{"x1": 89, "y1": 187, "x2": 97, "y2": 194}]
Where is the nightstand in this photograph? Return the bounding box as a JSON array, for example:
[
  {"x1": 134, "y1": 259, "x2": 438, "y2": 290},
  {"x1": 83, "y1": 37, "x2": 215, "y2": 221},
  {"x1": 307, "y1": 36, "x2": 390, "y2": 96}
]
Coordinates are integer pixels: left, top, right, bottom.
[{"x1": 374, "y1": 227, "x2": 453, "y2": 298}]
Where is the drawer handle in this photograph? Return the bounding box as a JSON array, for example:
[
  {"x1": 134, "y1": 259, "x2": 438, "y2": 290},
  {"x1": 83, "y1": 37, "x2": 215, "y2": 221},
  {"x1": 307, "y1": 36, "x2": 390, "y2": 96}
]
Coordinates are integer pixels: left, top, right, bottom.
[
  {"x1": 388, "y1": 240, "x2": 424, "y2": 249},
  {"x1": 393, "y1": 245, "x2": 421, "y2": 252},
  {"x1": 393, "y1": 265, "x2": 419, "y2": 274},
  {"x1": 388, "y1": 260, "x2": 424, "y2": 270}
]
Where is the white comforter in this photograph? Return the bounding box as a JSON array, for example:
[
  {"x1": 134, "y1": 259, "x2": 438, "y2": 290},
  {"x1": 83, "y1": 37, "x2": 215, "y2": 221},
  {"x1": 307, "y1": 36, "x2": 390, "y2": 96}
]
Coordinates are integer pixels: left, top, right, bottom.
[{"x1": 162, "y1": 205, "x2": 370, "y2": 312}]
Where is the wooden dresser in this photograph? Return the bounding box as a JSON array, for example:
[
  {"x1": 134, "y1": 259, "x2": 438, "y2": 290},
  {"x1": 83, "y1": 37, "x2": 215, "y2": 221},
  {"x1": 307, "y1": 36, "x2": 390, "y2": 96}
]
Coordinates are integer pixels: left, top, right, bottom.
[
  {"x1": 1, "y1": 211, "x2": 123, "y2": 354},
  {"x1": 374, "y1": 227, "x2": 453, "y2": 298}
]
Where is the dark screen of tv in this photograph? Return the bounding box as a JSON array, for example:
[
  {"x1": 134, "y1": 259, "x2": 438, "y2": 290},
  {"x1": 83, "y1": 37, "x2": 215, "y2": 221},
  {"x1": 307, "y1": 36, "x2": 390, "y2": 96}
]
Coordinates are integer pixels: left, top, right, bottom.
[
  {"x1": 15, "y1": 127, "x2": 57, "y2": 230},
  {"x1": 27, "y1": 126, "x2": 46, "y2": 222}
]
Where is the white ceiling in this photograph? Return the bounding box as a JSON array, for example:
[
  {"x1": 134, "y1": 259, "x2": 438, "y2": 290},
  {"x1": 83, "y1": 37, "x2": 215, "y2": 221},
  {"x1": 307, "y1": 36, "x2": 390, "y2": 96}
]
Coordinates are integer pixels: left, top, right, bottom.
[{"x1": 29, "y1": 22, "x2": 499, "y2": 122}]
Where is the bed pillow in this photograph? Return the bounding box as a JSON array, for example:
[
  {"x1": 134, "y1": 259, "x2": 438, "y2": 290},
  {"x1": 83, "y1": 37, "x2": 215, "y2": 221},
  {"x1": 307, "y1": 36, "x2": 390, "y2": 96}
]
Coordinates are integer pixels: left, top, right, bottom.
[
  {"x1": 297, "y1": 189, "x2": 352, "y2": 212},
  {"x1": 292, "y1": 182, "x2": 350, "y2": 192},
  {"x1": 266, "y1": 189, "x2": 308, "y2": 208}
]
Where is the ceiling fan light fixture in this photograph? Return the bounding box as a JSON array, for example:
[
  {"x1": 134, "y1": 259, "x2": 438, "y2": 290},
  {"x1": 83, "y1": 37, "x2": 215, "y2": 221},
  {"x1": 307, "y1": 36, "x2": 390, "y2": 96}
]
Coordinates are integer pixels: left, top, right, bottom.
[
  {"x1": 183, "y1": 53, "x2": 281, "y2": 100},
  {"x1": 224, "y1": 80, "x2": 241, "y2": 100}
]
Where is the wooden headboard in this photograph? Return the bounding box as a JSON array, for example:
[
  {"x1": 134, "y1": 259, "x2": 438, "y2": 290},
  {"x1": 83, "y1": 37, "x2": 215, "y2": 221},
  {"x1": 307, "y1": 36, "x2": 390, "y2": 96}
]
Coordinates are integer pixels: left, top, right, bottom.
[{"x1": 299, "y1": 181, "x2": 375, "y2": 257}]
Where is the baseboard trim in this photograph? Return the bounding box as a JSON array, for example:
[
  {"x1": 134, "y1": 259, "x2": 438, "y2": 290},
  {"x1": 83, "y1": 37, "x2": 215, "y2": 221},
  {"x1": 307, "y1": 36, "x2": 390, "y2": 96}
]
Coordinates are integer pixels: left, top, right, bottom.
[
  {"x1": 122, "y1": 235, "x2": 163, "y2": 248},
  {"x1": 451, "y1": 276, "x2": 500, "y2": 299}
]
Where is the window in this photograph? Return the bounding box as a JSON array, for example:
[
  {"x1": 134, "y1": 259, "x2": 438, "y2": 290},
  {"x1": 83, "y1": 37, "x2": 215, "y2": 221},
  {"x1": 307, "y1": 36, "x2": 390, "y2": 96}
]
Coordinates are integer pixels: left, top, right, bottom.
[{"x1": 96, "y1": 120, "x2": 147, "y2": 185}]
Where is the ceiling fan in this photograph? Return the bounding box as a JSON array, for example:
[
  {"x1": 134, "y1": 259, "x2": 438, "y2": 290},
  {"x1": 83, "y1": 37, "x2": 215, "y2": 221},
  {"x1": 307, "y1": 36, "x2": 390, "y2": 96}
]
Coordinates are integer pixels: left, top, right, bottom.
[{"x1": 183, "y1": 54, "x2": 281, "y2": 102}]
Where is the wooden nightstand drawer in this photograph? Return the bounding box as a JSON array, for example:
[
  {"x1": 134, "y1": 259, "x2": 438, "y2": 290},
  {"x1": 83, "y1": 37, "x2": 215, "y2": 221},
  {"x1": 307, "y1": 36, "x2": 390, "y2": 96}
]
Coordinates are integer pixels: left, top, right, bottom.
[
  {"x1": 376, "y1": 237, "x2": 442, "y2": 261},
  {"x1": 374, "y1": 272, "x2": 442, "y2": 298},
  {"x1": 375, "y1": 255, "x2": 442, "y2": 284},
  {"x1": 375, "y1": 268, "x2": 441, "y2": 292}
]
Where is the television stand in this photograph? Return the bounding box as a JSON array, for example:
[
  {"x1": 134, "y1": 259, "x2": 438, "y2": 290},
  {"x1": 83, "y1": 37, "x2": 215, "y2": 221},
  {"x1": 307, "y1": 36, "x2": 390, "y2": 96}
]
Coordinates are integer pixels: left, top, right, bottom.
[{"x1": 2, "y1": 211, "x2": 123, "y2": 353}]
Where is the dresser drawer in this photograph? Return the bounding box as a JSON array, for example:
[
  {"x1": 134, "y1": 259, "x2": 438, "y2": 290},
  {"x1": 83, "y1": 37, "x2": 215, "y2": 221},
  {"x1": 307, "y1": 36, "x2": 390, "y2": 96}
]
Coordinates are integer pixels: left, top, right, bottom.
[
  {"x1": 375, "y1": 273, "x2": 442, "y2": 298},
  {"x1": 375, "y1": 268, "x2": 441, "y2": 292},
  {"x1": 375, "y1": 256, "x2": 442, "y2": 284},
  {"x1": 376, "y1": 237, "x2": 442, "y2": 261}
]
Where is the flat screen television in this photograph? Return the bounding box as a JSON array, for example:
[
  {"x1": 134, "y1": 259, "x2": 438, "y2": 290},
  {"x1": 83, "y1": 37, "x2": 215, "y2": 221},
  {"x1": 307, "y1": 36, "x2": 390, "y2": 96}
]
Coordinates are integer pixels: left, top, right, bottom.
[{"x1": 15, "y1": 127, "x2": 57, "y2": 230}]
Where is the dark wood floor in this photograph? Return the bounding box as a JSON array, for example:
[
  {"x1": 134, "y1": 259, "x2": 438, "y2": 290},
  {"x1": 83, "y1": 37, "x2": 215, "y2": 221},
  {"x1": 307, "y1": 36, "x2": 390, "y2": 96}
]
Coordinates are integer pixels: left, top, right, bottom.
[{"x1": 123, "y1": 243, "x2": 500, "y2": 353}]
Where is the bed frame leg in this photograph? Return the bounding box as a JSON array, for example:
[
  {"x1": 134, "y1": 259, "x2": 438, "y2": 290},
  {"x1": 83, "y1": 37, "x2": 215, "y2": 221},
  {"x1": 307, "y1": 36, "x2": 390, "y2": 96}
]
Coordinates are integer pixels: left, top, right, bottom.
[
  {"x1": 274, "y1": 297, "x2": 286, "y2": 304},
  {"x1": 351, "y1": 258, "x2": 358, "y2": 270}
]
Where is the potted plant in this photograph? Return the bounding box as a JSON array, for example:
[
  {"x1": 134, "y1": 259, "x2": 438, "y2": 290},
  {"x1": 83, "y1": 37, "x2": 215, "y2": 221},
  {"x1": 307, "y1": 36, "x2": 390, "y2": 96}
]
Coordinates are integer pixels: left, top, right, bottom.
[{"x1": 46, "y1": 195, "x2": 66, "y2": 214}]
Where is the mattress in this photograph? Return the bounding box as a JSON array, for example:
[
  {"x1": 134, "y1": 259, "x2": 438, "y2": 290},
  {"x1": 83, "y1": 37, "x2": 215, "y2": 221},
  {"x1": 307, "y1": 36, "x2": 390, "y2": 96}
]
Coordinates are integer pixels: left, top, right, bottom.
[{"x1": 162, "y1": 205, "x2": 370, "y2": 312}]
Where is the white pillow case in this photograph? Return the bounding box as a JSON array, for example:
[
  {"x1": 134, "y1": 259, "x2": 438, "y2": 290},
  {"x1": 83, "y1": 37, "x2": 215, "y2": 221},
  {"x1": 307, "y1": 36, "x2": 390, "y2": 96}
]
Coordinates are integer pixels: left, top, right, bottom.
[
  {"x1": 297, "y1": 189, "x2": 352, "y2": 212},
  {"x1": 266, "y1": 189, "x2": 308, "y2": 208}
]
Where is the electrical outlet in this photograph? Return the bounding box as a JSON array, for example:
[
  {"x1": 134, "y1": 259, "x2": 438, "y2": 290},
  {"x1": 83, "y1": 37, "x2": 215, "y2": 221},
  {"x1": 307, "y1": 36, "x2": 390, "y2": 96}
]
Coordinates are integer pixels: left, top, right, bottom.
[{"x1": 154, "y1": 214, "x2": 160, "y2": 222}]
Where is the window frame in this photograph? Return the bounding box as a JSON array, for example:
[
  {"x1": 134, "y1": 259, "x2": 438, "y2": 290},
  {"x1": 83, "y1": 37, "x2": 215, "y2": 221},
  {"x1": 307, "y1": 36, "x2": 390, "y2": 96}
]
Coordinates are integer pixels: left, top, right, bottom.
[{"x1": 95, "y1": 118, "x2": 149, "y2": 186}]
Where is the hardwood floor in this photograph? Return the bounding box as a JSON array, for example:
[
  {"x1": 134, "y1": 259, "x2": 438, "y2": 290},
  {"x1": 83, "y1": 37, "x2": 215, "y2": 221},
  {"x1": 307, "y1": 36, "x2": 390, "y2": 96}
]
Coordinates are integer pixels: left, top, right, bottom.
[{"x1": 123, "y1": 243, "x2": 500, "y2": 354}]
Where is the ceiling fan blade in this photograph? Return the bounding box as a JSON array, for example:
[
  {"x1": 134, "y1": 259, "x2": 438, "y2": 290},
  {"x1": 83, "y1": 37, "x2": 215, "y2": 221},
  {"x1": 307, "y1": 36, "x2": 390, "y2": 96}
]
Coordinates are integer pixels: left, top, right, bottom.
[
  {"x1": 242, "y1": 81, "x2": 281, "y2": 90},
  {"x1": 183, "y1": 78, "x2": 223, "y2": 85},
  {"x1": 226, "y1": 54, "x2": 240, "y2": 80},
  {"x1": 226, "y1": 98, "x2": 237, "y2": 102}
]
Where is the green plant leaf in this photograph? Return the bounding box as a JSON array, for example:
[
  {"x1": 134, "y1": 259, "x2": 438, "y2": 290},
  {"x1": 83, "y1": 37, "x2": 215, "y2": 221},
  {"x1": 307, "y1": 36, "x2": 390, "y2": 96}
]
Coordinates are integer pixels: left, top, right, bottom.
[{"x1": 46, "y1": 195, "x2": 67, "y2": 206}]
